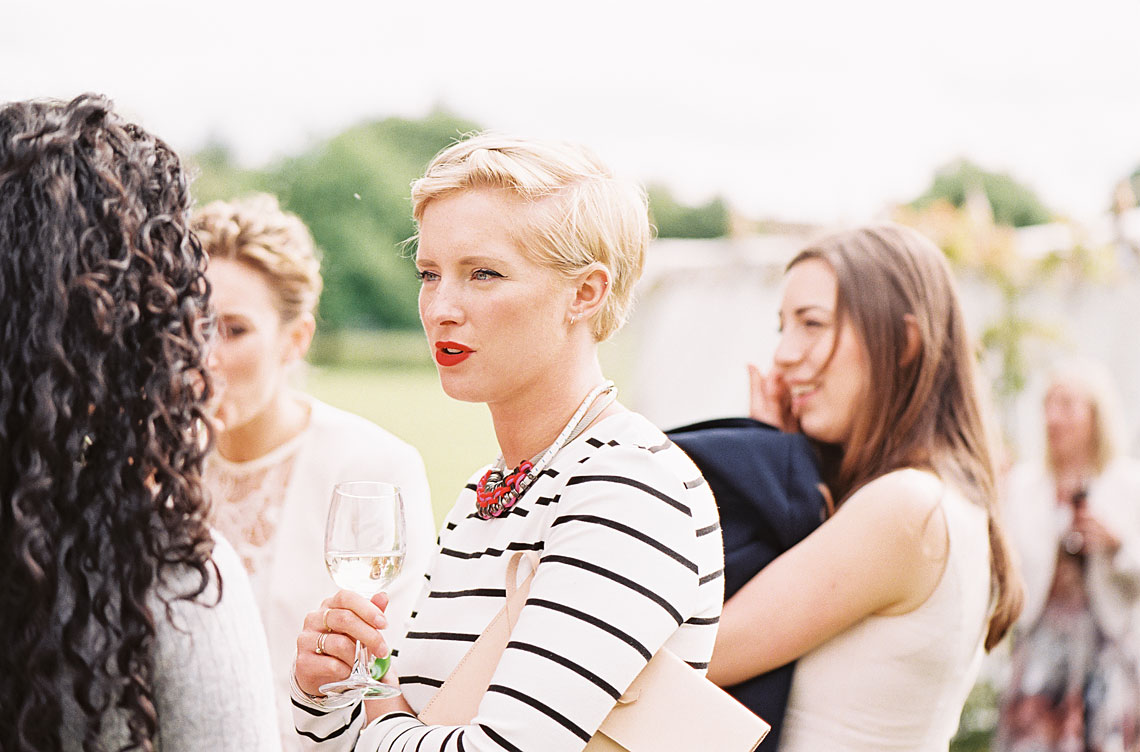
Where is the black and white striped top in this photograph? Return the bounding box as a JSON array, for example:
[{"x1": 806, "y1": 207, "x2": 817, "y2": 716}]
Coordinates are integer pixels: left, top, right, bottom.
[{"x1": 293, "y1": 411, "x2": 724, "y2": 752}]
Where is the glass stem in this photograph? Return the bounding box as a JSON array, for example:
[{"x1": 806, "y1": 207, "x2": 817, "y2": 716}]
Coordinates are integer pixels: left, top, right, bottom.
[{"x1": 352, "y1": 639, "x2": 371, "y2": 680}]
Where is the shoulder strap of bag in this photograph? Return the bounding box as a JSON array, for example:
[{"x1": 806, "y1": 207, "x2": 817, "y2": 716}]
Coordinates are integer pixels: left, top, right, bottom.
[{"x1": 417, "y1": 550, "x2": 539, "y2": 725}]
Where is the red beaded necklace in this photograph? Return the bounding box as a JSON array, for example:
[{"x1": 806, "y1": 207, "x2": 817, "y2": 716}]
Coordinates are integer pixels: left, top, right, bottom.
[
  {"x1": 473, "y1": 381, "x2": 616, "y2": 520},
  {"x1": 475, "y1": 460, "x2": 533, "y2": 519}
]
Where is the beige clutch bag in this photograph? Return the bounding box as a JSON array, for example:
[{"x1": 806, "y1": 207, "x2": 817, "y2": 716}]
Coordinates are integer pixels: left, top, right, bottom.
[{"x1": 418, "y1": 551, "x2": 769, "y2": 751}]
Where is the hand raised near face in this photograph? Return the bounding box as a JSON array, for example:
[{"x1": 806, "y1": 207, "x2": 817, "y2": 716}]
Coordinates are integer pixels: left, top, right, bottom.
[{"x1": 748, "y1": 363, "x2": 799, "y2": 432}]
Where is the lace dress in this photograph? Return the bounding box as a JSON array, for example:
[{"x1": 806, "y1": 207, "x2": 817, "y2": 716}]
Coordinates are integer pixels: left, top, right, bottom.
[{"x1": 206, "y1": 432, "x2": 305, "y2": 612}]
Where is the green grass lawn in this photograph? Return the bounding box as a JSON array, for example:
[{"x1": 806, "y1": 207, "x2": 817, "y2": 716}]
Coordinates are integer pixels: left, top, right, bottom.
[{"x1": 304, "y1": 364, "x2": 498, "y2": 529}]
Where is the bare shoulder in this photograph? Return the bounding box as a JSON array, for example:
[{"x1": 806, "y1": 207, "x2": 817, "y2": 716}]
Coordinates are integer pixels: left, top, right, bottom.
[
  {"x1": 830, "y1": 469, "x2": 950, "y2": 614},
  {"x1": 841, "y1": 469, "x2": 949, "y2": 556},
  {"x1": 845, "y1": 468, "x2": 943, "y2": 516}
]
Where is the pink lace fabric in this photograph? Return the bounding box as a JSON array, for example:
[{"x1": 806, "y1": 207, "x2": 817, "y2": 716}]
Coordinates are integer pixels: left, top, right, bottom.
[{"x1": 205, "y1": 433, "x2": 305, "y2": 585}]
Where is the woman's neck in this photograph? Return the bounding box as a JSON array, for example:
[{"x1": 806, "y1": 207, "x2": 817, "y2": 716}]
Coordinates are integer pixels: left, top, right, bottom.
[
  {"x1": 489, "y1": 356, "x2": 609, "y2": 468},
  {"x1": 217, "y1": 388, "x2": 311, "y2": 463}
]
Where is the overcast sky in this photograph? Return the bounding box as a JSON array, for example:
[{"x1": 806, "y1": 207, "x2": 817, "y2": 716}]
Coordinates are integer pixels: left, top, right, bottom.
[{"x1": 4, "y1": 0, "x2": 1139, "y2": 224}]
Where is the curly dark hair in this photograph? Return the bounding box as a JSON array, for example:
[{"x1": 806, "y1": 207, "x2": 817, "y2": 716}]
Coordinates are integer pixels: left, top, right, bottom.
[{"x1": 0, "y1": 94, "x2": 216, "y2": 752}]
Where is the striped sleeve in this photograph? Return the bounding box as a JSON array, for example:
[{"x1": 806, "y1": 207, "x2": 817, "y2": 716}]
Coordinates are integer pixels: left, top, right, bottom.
[{"x1": 291, "y1": 695, "x2": 366, "y2": 751}]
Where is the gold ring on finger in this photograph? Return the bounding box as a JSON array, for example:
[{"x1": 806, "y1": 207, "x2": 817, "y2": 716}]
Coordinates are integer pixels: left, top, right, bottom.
[
  {"x1": 315, "y1": 632, "x2": 328, "y2": 655},
  {"x1": 322, "y1": 608, "x2": 333, "y2": 633}
]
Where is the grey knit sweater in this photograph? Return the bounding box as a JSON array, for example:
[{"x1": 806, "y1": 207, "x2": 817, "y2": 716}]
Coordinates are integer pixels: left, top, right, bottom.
[{"x1": 62, "y1": 532, "x2": 282, "y2": 751}]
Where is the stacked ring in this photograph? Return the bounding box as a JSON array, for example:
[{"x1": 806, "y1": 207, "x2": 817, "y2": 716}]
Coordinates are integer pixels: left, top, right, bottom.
[{"x1": 315, "y1": 632, "x2": 329, "y2": 655}]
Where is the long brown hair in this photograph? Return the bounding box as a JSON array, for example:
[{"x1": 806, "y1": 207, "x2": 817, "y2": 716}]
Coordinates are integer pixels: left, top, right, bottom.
[{"x1": 790, "y1": 223, "x2": 1022, "y2": 650}]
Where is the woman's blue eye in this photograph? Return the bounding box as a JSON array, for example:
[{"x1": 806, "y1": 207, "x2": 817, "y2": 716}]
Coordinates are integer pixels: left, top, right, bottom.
[
  {"x1": 415, "y1": 269, "x2": 438, "y2": 282},
  {"x1": 472, "y1": 269, "x2": 503, "y2": 281}
]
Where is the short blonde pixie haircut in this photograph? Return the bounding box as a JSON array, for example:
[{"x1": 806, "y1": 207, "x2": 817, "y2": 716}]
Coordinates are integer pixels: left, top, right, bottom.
[
  {"x1": 192, "y1": 193, "x2": 322, "y2": 322},
  {"x1": 411, "y1": 133, "x2": 650, "y2": 342}
]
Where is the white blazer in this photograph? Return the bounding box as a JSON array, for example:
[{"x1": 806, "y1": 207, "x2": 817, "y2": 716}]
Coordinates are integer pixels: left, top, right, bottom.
[{"x1": 1003, "y1": 457, "x2": 1140, "y2": 646}]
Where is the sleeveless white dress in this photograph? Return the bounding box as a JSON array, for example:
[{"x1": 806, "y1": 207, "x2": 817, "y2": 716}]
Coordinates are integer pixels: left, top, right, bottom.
[{"x1": 779, "y1": 485, "x2": 991, "y2": 751}]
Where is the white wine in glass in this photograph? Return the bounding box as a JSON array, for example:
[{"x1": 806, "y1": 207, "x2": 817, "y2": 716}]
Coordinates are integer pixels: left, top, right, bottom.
[{"x1": 320, "y1": 481, "x2": 406, "y2": 700}]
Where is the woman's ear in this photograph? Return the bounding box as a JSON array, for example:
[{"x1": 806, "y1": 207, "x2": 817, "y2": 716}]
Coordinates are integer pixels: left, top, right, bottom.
[
  {"x1": 567, "y1": 263, "x2": 611, "y2": 324},
  {"x1": 900, "y1": 313, "x2": 921, "y2": 367},
  {"x1": 283, "y1": 312, "x2": 316, "y2": 364}
]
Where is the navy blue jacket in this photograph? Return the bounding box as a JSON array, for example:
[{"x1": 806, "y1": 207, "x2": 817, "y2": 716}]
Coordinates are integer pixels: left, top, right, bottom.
[{"x1": 667, "y1": 417, "x2": 825, "y2": 751}]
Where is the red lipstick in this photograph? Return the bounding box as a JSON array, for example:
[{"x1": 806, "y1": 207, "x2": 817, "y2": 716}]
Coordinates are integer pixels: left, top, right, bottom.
[{"x1": 434, "y1": 341, "x2": 472, "y2": 367}]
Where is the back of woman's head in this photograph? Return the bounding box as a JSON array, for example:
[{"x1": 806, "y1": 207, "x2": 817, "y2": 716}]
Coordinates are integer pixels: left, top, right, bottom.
[
  {"x1": 791, "y1": 222, "x2": 1021, "y2": 649},
  {"x1": 192, "y1": 193, "x2": 322, "y2": 322},
  {"x1": 411, "y1": 132, "x2": 650, "y2": 341},
  {"x1": 0, "y1": 94, "x2": 214, "y2": 752}
]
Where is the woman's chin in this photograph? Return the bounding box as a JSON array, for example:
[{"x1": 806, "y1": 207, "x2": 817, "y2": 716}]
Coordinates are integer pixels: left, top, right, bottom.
[
  {"x1": 799, "y1": 419, "x2": 843, "y2": 446},
  {"x1": 436, "y1": 376, "x2": 485, "y2": 404}
]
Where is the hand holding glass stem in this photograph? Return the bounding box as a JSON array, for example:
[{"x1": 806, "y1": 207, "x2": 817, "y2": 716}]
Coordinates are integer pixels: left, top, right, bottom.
[{"x1": 319, "y1": 481, "x2": 406, "y2": 700}]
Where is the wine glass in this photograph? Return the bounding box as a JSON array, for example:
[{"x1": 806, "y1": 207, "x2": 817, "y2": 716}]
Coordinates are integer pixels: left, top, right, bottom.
[{"x1": 320, "y1": 480, "x2": 406, "y2": 700}]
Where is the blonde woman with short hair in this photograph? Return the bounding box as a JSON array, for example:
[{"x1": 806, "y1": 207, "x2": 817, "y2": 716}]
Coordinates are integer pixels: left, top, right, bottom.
[{"x1": 290, "y1": 134, "x2": 724, "y2": 752}]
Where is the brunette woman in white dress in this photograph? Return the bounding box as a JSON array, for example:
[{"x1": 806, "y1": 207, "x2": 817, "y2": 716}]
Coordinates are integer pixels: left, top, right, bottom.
[
  {"x1": 288, "y1": 134, "x2": 724, "y2": 752},
  {"x1": 194, "y1": 196, "x2": 435, "y2": 749},
  {"x1": 708, "y1": 224, "x2": 1025, "y2": 751}
]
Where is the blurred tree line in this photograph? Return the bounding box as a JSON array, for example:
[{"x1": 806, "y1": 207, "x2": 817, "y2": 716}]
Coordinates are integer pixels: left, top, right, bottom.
[
  {"x1": 190, "y1": 115, "x2": 731, "y2": 332},
  {"x1": 909, "y1": 159, "x2": 1053, "y2": 228},
  {"x1": 191, "y1": 112, "x2": 481, "y2": 331},
  {"x1": 646, "y1": 187, "x2": 731, "y2": 238}
]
